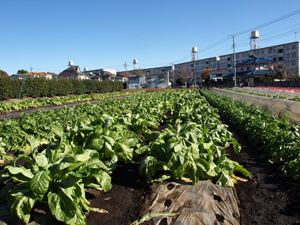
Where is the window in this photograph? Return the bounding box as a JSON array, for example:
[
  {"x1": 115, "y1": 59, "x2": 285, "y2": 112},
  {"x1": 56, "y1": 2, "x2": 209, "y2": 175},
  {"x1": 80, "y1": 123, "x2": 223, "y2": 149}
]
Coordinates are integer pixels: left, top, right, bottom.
[
  {"x1": 268, "y1": 49, "x2": 272, "y2": 53},
  {"x1": 264, "y1": 64, "x2": 269, "y2": 68},
  {"x1": 236, "y1": 54, "x2": 239, "y2": 58},
  {"x1": 278, "y1": 49, "x2": 283, "y2": 53},
  {"x1": 257, "y1": 51, "x2": 260, "y2": 55},
  {"x1": 240, "y1": 68, "x2": 244, "y2": 71},
  {"x1": 278, "y1": 57, "x2": 283, "y2": 61},
  {"x1": 206, "y1": 61, "x2": 209, "y2": 64},
  {"x1": 286, "y1": 45, "x2": 291, "y2": 50},
  {"x1": 242, "y1": 53, "x2": 245, "y2": 57},
  {"x1": 292, "y1": 44, "x2": 296, "y2": 49},
  {"x1": 292, "y1": 52, "x2": 297, "y2": 57},
  {"x1": 227, "y1": 58, "x2": 231, "y2": 61},
  {"x1": 286, "y1": 53, "x2": 291, "y2": 58},
  {"x1": 261, "y1": 50, "x2": 264, "y2": 54},
  {"x1": 227, "y1": 64, "x2": 231, "y2": 67}
]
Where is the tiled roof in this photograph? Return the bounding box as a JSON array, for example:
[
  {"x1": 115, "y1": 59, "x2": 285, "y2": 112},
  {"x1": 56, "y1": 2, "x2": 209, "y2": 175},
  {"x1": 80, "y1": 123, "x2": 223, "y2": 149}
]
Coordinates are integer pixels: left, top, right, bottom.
[{"x1": 236, "y1": 58, "x2": 273, "y2": 67}]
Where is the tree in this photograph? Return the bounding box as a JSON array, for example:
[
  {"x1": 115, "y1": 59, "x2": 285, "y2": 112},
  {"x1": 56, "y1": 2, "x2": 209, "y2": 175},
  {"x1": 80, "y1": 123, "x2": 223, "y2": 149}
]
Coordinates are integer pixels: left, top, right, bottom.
[
  {"x1": 268, "y1": 62, "x2": 289, "y2": 81},
  {"x1": 201, "y1": 68, "x2": 212, "y2": 84},
  {"x1": 176, "y1": 66, "x2": 193, "y2": 84},
  {"x1": 259, "y1": 73, "x2": 273, "y2": 83},
  {"x1": 17, "y1": 69, "x2": 29, "y2": 74},
  {"x1": 0, "y1": 70, "x2": 9, "y2": 78}
]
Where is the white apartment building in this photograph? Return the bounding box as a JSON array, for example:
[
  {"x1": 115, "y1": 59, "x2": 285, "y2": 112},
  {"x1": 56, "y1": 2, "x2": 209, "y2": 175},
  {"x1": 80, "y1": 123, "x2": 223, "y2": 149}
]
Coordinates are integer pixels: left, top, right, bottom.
[
  {"x1": 175, "y1": 41, "x2": 300, "y2": 84},
  {"x1": 117, "y1": 41, "x2": 299, "y2": 87}
]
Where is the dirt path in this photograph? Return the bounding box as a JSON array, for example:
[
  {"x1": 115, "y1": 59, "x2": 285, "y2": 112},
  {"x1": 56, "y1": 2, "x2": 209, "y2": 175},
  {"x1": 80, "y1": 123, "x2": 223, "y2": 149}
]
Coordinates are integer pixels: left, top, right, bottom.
[{"x1": 223, "y1": 117, "x2": 300, "y2": 225}]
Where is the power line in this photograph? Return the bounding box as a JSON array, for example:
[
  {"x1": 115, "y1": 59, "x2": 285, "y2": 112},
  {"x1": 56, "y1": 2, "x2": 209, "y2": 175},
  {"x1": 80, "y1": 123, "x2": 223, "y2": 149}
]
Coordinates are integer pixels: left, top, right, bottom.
[
  {"x1": 233, "y1": 9, "x2": 300, "y2": 36},
  {"x1": 261, "y1": 27, "x2": 300, "y2": 43},
  {"x1": 197, "y1": 9, "x2": 300, "y2": 54}
]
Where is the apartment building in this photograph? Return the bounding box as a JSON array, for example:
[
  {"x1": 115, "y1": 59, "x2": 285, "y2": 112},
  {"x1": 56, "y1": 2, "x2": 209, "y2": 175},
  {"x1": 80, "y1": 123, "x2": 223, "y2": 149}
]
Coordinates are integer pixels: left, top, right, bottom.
[
  {"x1": 172, "y1": 41, "x2": 300, "y2": 84},
  {"x1": 118, "y1": 41, "x2": 299, "y2": 87}
]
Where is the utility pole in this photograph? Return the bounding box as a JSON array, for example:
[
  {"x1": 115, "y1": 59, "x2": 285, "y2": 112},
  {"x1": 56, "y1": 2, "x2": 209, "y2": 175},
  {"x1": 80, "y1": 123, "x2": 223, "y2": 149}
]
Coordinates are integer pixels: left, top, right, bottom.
[
  {"x1": 172, "y1": 63, "x2": 175, "y2": 87},
  {"x1": 230, "y1": 35, "x2": 237, "y2": 87},
  {"x1": 125, "y1": 62, "x2": 129, "y2": 89},
  {"x1": 193, "y1": 54, "x2": 196, "y2": 87}
]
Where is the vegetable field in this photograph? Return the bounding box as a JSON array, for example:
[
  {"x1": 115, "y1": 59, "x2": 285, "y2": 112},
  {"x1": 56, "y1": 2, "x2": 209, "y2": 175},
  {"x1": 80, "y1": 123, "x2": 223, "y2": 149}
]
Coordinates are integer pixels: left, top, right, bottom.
[{"x1": 0, "y1": 88, "x2": 299, "y2": 224}]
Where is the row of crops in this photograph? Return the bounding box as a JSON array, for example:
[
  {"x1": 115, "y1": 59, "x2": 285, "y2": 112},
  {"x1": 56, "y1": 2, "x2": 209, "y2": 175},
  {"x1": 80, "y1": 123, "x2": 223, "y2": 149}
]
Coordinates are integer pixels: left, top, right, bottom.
[
  {"x1": 0, "y1": 89, "x2": 251, "y2": 225},
  {"x1": 0, "y1": 90, "x2": 145, "y2": 113},
  {"x1": 200, "y1": 89, "x2": 300, "y2": 182}
]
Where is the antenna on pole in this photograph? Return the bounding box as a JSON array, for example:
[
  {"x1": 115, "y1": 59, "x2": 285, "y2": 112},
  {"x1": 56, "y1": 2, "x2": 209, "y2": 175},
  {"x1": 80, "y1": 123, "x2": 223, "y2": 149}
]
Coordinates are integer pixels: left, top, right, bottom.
[{"x1": 192, "y1": 47, "x2": 198, "y2": 87}]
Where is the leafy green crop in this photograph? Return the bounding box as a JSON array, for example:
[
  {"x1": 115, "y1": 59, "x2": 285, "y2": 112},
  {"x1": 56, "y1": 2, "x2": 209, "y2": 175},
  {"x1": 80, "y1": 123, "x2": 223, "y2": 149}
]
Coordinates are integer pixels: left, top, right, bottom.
[
  {"x1": 0, "y1": 89, "x2": 252, "y2": 224},
  {"x1": 138, "y1": 89, "x2": 251, "y2": 186},
  {"x1": 201, "y1": 89, "x2": 300, "y2": 182},
  {"x1": 0, "y1": 136, "x2": 112, "y2": 224}
]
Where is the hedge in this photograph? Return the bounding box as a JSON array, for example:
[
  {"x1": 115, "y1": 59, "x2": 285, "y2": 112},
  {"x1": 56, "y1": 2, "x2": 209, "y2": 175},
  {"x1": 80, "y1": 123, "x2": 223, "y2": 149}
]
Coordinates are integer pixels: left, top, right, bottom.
[{"x1": 0, "y1": 78, "x2": 123, "y2": 100}]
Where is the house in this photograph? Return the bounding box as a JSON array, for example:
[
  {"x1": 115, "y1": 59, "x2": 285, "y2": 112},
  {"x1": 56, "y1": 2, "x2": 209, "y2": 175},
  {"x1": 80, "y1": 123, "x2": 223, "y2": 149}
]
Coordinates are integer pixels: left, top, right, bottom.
[
  {"x1": 58, "y1": 66, "x2": 87, "y2": 80},
  {"x1": 223, "y1": 56, "x2": 274, "y2": 86},
  {"x1": 209, "y1": 70, "x2": 230, "y2": 81},
  {"x1": 82, "y1": 69, "x2": 117, "y2": 81},
  {"x1": 25, "y1": 72, "x2": 54, "y2": 80},
  {"x1": 10, "y1": 72, "x2": 55, "y2": 80}
]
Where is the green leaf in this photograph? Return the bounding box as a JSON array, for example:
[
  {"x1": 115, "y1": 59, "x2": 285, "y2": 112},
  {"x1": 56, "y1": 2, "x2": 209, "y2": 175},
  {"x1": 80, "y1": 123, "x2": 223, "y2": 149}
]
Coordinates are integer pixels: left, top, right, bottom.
[
  {"x1": 34, "y1": 153, "x2": 49, "y2": 168},
  {"x1": 131, "y1": 212, "x2": 179, "y2": 225},
  {"x1": 104, "y1": 142, "x2": 114, "y2": 158},
  {"x1": 90, "y1": 171, "x2": 112, "y2": 192},
  {"x1": 11, "y1": 195, "x2": 36, "y2": 224},
  {"x1": 0, "y1": 183, "x2": 15, "y2": 203},
  {"x1": 81, "y1": 158, "x2": 108, "y2": 170},
  {"x1": 30, "y1": 170, "x2": 51, "y2": 195},
  {"x1": 216, "y1": 170, "x2": 234, "y2": 187},
  {"x1": 104, "y1": 136, "x2": 115, "y2": 146},
  {"x1": 48, "y1": 189, "x2": 85, "y2": 225},
  {"x1": 89, "y1": 138, "x2": 105, "y2": 151},
  {"x1": 234, "y1": 165, "x2": 253, "y2": 178},
  {"x1": 26, "y1": 135, "x2": 40, "y2": 155},
  {"x1": 60, "y1": 174, "x2": 82, "y2": 187},
  {"x1": 118, "y1": 143, "x2": 133, "y2": 163},
  {"x1": 6, "y1": 166, "x2": 34, "y2": 183},
  {"x1": 231, "y1": 139, "x2": 241, "y2": 153},
  {"x1": 59, "y1": 154, "x2": 90, "y2": 172}
]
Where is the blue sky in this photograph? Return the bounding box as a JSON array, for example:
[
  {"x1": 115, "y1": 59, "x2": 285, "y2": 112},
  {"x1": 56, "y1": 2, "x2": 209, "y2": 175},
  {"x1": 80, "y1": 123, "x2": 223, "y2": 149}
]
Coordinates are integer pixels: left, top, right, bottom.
[{"x1": 1, "y1": 0, "x2": 300, "y2": 75}]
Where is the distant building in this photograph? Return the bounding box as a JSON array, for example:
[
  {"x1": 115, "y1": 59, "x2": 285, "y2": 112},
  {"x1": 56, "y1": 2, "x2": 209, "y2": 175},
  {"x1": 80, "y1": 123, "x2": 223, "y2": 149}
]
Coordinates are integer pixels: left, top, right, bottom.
[
  {"x1": 223, "y1": 57, "x2": 274, "y2": 86},
  {"x1": 82, "y1": 69, "x2": 117, "y2": 81},
  {"x1": 10, "y1": 72, "x2": 55, "y2": 80},
  {"x1": 191, "y1": 41, "x2": 300, "y2": 84},
  {"x1": 58, "y1": 66, "x2": 87, "y2": 80}
]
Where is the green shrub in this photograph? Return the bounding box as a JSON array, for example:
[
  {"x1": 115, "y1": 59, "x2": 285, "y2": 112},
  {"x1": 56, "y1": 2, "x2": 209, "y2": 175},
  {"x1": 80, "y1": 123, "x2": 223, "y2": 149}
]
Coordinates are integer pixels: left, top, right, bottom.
[{"x1": 0, "y1": 78, "x2": 123, "y2": 100}]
